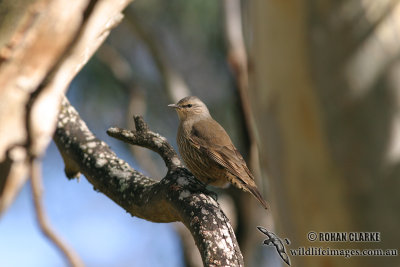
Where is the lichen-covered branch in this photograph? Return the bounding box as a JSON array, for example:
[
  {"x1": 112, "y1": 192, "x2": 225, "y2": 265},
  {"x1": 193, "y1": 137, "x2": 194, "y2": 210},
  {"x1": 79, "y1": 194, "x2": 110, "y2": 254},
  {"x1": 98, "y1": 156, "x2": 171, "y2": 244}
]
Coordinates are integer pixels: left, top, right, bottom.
[
  {"x1": 54, "y1": 97, "x2": 244, "y2": 266},
  {"x1": 107, "y1": 116, "x2": 183, "y2": 172}
]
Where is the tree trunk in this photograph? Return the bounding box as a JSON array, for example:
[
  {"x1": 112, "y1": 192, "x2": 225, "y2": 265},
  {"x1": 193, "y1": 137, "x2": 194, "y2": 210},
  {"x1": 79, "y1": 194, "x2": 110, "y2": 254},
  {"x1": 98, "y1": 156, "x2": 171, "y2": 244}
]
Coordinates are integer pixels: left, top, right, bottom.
[
  {"x1": 0, "y1": 0, "x2": 130, "y2": 214},
  {"x1": 249, "y1": 1, "x2": 400, "y2": 267}
]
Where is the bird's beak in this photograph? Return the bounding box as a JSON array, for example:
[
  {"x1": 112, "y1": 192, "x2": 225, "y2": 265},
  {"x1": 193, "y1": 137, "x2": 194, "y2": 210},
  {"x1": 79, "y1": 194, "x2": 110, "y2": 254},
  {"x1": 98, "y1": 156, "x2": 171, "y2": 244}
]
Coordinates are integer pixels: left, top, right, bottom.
[{"x1": 168, "y1": 104, "x2": 180, "y2": 109}]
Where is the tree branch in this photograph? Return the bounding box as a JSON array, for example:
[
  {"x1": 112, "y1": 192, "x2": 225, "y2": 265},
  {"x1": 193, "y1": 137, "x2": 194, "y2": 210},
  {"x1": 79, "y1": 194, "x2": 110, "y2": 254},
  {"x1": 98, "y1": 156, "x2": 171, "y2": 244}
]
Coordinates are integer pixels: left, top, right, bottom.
[
  {"x1": 0, "y1": 0, "x2": 133, "y2": 216},
  {"x1": 107, "y1": 116, "x2": 183, "y2": 172},
  {"x1": 54, "y1": 97, "x2": 244, "y2": 266},
  {"x1": 30, "y1": 158, "x2": 84, "y2": 267}
]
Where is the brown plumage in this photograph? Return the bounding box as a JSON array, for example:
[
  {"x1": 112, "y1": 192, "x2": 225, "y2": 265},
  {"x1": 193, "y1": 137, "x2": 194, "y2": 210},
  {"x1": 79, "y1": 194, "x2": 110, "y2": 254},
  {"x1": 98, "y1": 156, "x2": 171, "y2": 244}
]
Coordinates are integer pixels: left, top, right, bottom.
[{"x1": 169, "y1": 96, "x2": 268, "y2": 209}]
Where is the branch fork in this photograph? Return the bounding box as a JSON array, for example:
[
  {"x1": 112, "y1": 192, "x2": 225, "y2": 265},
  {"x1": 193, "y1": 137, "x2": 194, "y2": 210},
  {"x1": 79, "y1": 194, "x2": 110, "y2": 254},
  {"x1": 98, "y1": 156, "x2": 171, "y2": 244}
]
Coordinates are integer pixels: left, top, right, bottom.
[{"x1": 54, "y1": 97, "x2": 244, "y2": 266}]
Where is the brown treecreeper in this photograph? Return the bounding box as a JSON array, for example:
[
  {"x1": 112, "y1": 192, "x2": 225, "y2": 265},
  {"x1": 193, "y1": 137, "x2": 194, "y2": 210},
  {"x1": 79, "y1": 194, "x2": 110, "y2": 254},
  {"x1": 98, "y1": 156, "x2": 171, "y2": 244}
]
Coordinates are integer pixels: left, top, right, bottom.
[{"x1": 169, "y1": 96, "x2": 268, "y2": 209}]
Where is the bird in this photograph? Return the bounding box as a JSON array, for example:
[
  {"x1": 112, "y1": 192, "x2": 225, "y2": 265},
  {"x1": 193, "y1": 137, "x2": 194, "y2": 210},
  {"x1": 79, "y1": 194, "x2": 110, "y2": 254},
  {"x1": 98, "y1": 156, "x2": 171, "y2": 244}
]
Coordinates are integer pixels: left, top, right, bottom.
[{"x1": 168, "y1": 96, "x2": 268, "y2": 209}]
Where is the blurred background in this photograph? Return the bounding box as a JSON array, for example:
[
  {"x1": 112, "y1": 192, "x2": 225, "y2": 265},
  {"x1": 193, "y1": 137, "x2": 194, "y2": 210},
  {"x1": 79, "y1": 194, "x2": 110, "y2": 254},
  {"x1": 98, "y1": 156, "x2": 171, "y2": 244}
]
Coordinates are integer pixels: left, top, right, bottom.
[{"x1": 1, "y1": 0, "x2": 400, "y2": 266}]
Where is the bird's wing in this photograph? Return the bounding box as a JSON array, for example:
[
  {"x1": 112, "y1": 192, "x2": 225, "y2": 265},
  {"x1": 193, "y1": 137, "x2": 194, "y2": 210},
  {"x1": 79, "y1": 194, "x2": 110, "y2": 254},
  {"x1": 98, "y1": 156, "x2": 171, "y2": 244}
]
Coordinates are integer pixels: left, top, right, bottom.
[
  {"x1": 189, "y1": 119, "x2": 269, "y2": 209},
  {"x1": 188, "y1": 119, "x2": 254, "y2": 181}
]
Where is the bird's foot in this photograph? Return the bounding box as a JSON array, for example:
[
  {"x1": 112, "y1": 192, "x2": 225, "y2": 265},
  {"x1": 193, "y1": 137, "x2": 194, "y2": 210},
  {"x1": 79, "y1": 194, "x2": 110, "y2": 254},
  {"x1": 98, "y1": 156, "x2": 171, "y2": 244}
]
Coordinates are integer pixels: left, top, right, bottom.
[
  {"x1": 177, "y1": 168, "x2": 218, "y2": 200},
  {"x1": 187, "y1": 179, "x2": 218, "y2": 201},
  {"x1": 205, "y1": 189, "x2": 218, "y2": 201}
]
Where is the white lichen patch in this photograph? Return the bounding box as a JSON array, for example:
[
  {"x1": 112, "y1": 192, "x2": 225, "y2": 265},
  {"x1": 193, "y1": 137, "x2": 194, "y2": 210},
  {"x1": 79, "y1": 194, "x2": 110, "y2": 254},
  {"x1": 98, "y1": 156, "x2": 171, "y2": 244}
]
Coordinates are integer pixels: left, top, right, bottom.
[
  {"x1": 203, "y1": 231, "x2": 213, "y2": 239},
  {"x1": 216, "y1": 210, "x2": 225, "y2": 221},
  {"x1": 179, "y1": 190, "x2": 191, "y2": 200},
  {"x1": 177, "y1": 177, "x2": 189, "y2": 186},
  {"x1": 171, "y1": 156, "x2": 181, "y2": 166},
  {"x1": 152, "y1": 137, "x2": 163, "y2": 148},
  {"x1": 220, "y1": 226, "x2": 234, "y2": 249},
  {"x1": 79, "y1": 123, "x2": 87, "y2": 132},
  {"x1": 191, "y1": 196, "x2": 200, "y2": 203},
  {"x1": 87, "y1": 141, "x2": 97, "y2": 148},
  {"x1": 204, "y1": 197, "x2": 218, "y2": 207},
  {"x1": 109, "y1": 168, "x2": 131, "y2": 180},
  {"x1": 95, "y1": 158, "x2": 107, "y2": 168},
  {"x1": 122, "y1": 162, "x2": 131, "y2": 170},
  {"x1": 119, "y1": 180, "x2": 129, "y2": 192},
  {"x1": 124, "y1": 131, "x2": 134, "y2": 138},
  {"x1": 215, "y1": 238, "x2": 227, "y2": 252},
  {"x1": 201, "y1": 208, "x2": 209, "y2": 215}
]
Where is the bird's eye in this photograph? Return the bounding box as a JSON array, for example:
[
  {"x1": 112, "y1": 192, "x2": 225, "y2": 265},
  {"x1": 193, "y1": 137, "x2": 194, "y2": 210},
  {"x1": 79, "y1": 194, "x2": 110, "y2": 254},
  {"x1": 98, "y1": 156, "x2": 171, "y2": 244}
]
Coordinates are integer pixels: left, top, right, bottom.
[{"x1": 187, "y1": 104, "x2": 192, "y2": 108}]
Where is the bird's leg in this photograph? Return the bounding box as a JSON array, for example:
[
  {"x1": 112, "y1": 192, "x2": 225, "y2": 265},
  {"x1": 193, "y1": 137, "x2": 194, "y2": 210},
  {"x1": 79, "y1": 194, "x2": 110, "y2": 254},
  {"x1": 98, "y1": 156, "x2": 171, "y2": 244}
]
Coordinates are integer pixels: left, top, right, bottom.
[
  {"x1": 200, "y1": 186, "x2": 218, "y2": 202},
  {"x1": 193, "y1": 180, "x2": 218, "y2": 201},
  {"x1": 188, "y1": 177, "x2": 218, "y2": 201}
]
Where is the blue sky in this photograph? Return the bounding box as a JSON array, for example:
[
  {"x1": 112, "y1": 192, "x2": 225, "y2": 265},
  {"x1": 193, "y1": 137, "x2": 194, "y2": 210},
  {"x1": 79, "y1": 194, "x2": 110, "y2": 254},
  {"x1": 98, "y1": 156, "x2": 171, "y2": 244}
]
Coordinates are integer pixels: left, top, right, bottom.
[{"x1": 0, "y1": 133, "x2": 183, "y2": 267}]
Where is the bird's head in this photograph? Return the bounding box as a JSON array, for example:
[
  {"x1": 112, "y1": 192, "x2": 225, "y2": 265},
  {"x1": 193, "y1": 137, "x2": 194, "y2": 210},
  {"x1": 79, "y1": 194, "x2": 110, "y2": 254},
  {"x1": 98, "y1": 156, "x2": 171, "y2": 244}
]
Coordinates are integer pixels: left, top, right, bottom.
[{"x1": 168, "y1": 96, "x2": 211, "y2": 121}]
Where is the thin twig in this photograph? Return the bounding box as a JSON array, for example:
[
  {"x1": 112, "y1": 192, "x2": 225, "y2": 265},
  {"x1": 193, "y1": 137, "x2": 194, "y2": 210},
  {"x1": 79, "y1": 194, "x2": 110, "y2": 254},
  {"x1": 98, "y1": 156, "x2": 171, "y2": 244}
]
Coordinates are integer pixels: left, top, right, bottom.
[{"x1": 30, "y1": 159, "x2": 84, "y2": 267}]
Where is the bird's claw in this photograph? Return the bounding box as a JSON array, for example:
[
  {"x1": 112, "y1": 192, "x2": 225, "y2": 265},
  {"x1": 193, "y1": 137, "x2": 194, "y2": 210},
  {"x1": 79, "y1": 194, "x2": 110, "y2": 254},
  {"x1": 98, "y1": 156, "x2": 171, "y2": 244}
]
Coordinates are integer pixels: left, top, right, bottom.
[
  {"x1": 186, "y1": 179, "x2": 218, "y2": 201},
  {"x1": 206, "y1": 189, "x2": 218, "y2": 201}
]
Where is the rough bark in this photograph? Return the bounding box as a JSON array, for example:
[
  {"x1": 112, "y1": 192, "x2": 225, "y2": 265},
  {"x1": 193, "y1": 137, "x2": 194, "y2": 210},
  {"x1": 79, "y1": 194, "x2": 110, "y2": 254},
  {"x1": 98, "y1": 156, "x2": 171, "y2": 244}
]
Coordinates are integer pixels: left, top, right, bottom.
[
  {"x1": 54, "y1": 97, "x2": 244, "y2": 266},
  {"x1": 0, "y1": 0, "x2": 131, "y2": 215}
]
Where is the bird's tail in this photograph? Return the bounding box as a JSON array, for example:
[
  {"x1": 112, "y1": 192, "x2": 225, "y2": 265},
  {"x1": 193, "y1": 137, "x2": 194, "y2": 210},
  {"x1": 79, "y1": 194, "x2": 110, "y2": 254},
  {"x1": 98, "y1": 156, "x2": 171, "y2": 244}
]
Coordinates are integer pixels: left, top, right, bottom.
[{"x1": 247, "y1": 185, "x2": 269, "y2": 210}]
